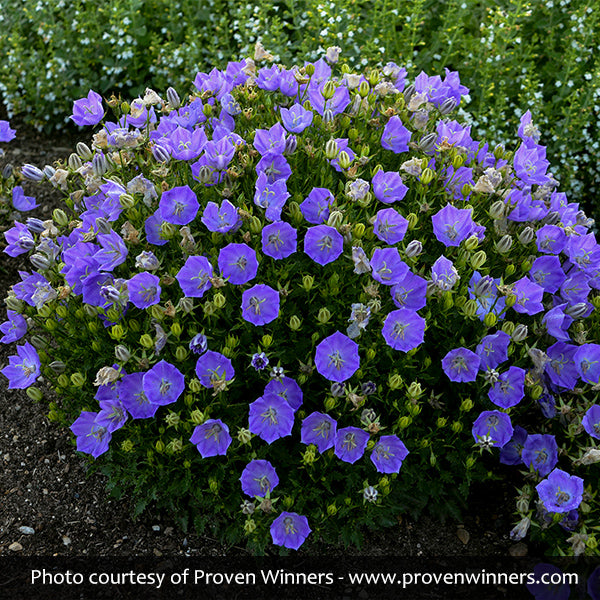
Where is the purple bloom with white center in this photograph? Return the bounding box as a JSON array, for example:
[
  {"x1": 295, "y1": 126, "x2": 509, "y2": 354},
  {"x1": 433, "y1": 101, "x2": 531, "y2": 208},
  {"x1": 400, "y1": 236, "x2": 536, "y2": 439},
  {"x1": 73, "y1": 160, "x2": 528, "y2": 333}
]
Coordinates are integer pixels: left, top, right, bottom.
[
  {"x1": 373, "y1": 208, "x2": 409, "y2": 244},
  {"x1": 543, "y1": 304, "x2": 572, "y2": 342},
  {"x1": 218, "y1": 243, "x2": 258, "y2": 285},
  {"x1": 201, "y1": 199, "x2": 241, "y2": 234},
  {"x1": 431, "y1": 204, "x2": 474, "y2": 247},
  {"x1": 370, "y1": 248, "x2": 409, "y2": 286},
  {"x1": 195, "y1": 350, "x2": 235, "y2": 389},
  {"x1": 189, "y1": 333, "x2": 208, "y2": 356},
  {"x1": 70, "y1": 411, "x2": 111, "y2": 458},
  {"x1": 144, "y1": 211, "x2": 170, "y2": 247},
  {"x1": 190, "y1": 419, "x2": 232, "y2": 458},
  {"x1": 176, "y1": 255, "x2": 213, "y2": 298},
  {"x1": 522, "y1": 434, "x2": 558, "y2": 477},
  {"x1": 262, "y1": 221, "x2": 297, "y2": 259},
  {"x1": 240, "y1": 459, "x2": 279, "y2": 497},
  {"x1": 94, "y1": 230, "x2": 128, "y2": 271},
  {"x1": 254, "y1": 122, "x2": 287, "y2": 156},
  {"x1": 166, "y1": 126, "x2": 207, "y2": 161},
  {"x1": 370, "y1": 435, "x2": 409, "y2": 473},
  {"x1": 143, "y1": 360, "x2": 185, "y2": 406},
  {"x1": 431, "y1": 255, "x2": 459, "y2": 290},
  {"x1": 517, "y1": 110, "x2": 541, "y2": 144},
  {"x1": 119, "y1": 372, "x2": 158, "y2": 419},
  {"x1": 0, "y1": 310, "x2": 27, "y2": 344},
  {"x1": 372, "y1": 170, "x2": 408, "y2": 204},
  {"x1": 70, "y1": 90, "x2": 104, "y2": 126},
  {"x1": 301, "y1": 412, "x2": 337, "y2": 452},
  {"x1": 476, "y1": 331, "x2": 510, "y2": 371},
  {"x1": 254, "y1": 172, "x2": 290, "y2": 222},
  {"x1": 251, "y1": 352, "x2": 269, "y2": 371},
  {"x1": 566, "y1": 233, "x2": 600, "y2": 274},
  {"x1": 529, "y1": 256, "x2": 565, "y2": 294},
  {"x1": 512, "y1": 277, "x2": 544, "y2": 315},
  {"x1": 545, "y1": 342, "x2": 579, "y2": 390},
  {"x1": 381, "y1": 116, "x2": 411, "y2": 153},
  {"x1": 128, "y1": 272, "x2": 161, "y2": 309},
  {"x1": 315, "y1": 331, "x2": 360, "y2": 383},
  {"x1": 303, "y1": 225, "x2": 343, "y2": 266},
  {"x1": 300, "y1": 188, "x2": 334, "y2": 224},
  {"x1": 381, "y1": 308, "x2": 425, "y2": 352},
  {"x1": 582, "y1": 405, "x2": 600, "y2": 439},
  {"x1": 560, "y1": 272, "x2": 590, "y2": 305},
  {"x1": 4, "y1": 222, "x2": 34, "y2": 257},
  {"x1": 159, "y1": 185, "x2": 199, "y2": 226},
  {"x1": 472, "y1": 410, "x2": 513, "y2": 448},
  {"x1": 97, "y1": 395, "x2": 128, "y2": 433},
  {"x1": 488, "y1": 366, "x2": 526, "y2": 408},
  {"x1": 12, "y1": 186, "x2": 38, "y2": 211},
  {"x1": 203, "y1": 137, "x2": 236, "y2": 173},
  {"x1": 280, "y1": 103, "x2": 313, "y2": 133},
  {"x1": 264, "y1": 376, "x2": 303, "y2": 411},
  {"x1": 390, "y1": 271, "x2": 427, "y2": 311},
  {"x1": 536, "y1": 224, "x2": 567, "y2": 255},
  {"x1": 442, "y1": 347, "x2": 480, "y2": 382},
  {"x1": 514, "y1": 141, "x2": 550, "y2": 185},
  {"x1": 468, "y1": 272, "x2": 504, "y2": 320},
  {"x1": 256, "y1": 152, "x2": 292, "y2": 183},
  {"x1": 1, "y1": 341, "x2": 40, "y2": 389},
  {"x1": 499, "y1": 426, "x2": 528, "y2": 466},
  {"x1": 241, "y1": 284, "x2": 280, "y2": 326},
  {"x1": 270, "y1": 512, "x2": 311, "y2": 550},
  {"x1": 248, "y1": 393, "x2": 294, "y2": 444},
  {"x1": 0, "y1": 120, "x2": 16, "y2": 142},
  {"x1": 536, "y1": 469, "x2": 584, "y2": 513},
  {"x1": 574, "y1": 344, "x2": 600, "y2": 384},
  {"x1": 334, "y1": 426, "x2": 369, "y2": 464}
]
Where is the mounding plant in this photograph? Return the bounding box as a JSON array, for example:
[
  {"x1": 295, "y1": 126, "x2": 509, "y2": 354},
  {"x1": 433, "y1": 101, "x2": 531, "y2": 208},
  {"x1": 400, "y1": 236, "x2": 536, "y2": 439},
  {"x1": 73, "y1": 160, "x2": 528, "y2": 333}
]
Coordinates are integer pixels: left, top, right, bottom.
[{"x1": 3, "y1": 51, "x2": 600, "y2": 555}]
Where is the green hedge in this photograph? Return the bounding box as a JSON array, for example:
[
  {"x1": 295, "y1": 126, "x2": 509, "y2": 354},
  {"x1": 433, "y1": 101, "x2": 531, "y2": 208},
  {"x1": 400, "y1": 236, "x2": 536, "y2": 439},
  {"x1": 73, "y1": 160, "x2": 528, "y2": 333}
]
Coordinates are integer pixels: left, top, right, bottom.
[{"x1": 1, "y1": 0, "x2": 599, "y2": 208}]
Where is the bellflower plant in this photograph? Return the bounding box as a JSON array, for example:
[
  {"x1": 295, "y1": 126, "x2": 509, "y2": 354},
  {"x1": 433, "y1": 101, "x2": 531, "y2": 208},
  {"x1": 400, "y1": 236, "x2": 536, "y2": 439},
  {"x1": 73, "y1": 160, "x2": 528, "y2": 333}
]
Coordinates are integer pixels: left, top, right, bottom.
[{"x1": 4, "y1": 51, "x2": 600, "y2": 556}]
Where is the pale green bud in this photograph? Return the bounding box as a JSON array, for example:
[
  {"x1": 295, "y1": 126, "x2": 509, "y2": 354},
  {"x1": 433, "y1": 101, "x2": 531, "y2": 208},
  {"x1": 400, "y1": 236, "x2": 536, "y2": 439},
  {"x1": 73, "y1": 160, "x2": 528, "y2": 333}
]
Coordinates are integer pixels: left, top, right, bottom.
[
  {"x1": 338, "y1": 151, "x2": 352, "y2": 170},
  {"x1": 420, "y1": 168, "x2": 434, "y2": 185},
  {"x1": 288, "y1": 315, "x2": 302, "y2": 331},
  {"x1": 70, "y1": 372, "x2": 85, "y2": 387},
  {"x1": 190, "y1": 409, "x2": 205, "y2": 425},
  {"x1": 325, "y1": 139, "x2": 339, "y2": 160},
  {"x1": 388, "y1": 373, "x2": 403, "y2": 390},
  {"x1": 470, "y1": 250, "x2": 487, "y2": 269},
  {"x1": 213, "y1": 292, "x2": 226, "y2": 308},
  {"x1": 237, "y1": 428, "x2": 253, "y2": 444},
  {"x1": 317, "y1": 307, "x2": 331, "y2": 324},
  {"x1": 464, "y1": 235, "x2": 479, "y2": 251}
]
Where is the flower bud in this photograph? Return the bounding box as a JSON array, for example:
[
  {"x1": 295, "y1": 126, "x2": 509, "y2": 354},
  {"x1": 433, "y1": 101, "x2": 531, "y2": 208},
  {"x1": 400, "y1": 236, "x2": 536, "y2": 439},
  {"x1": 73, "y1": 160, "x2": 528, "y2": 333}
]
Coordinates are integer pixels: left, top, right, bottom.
[
  {"x1": 452, "y1": 153, "x2": 465, "y2": 169},
  {"x1": 439, "y1": 97, "x2": 457, "y2": 115},
  {"x1": 353, "y1": 222, "x2": 365, "y2": 238},
  {"x1": 325, "y1": 139, "x2": 339, "y2": 160},
  {"x1": 530, "y1": 384, "x2": 543, "y2": 400},
  {"x1": 284, "y1": 135, "x2": 297, "y2": 155},
  {"x1": 420, "y1": 167, "x2": 434, "y2": 185},
  {"x1": 70, "y1": 372, "x2": 85, "y2": 387},
  {"x1": 57, "y1": 374, "x2": 69, "y2": 388},
  {"x1": 322, "y1": 108, "x2": 334, "y2": 124},
  {"x1": 461, "y1": 183, "x2": 472, "y2": 197},
  {"x1": 542, "y1": 211, "x2": 561, "y2": 226},
  {"x1": 140, "y1": 334, "x2": 154, "y2": 349},
  {"x1": 403, "y1": 83, "x2": 416, "y2": 104},
  {"x1": 5, "y1": 294, "x2": 23, "y2": 312},
  {"x1": 405, "y1": 240, "x2": 423, "y2": 258},
  {"x1": 288, "y1": 315, "x2": 301, "y2": 331},
  {"x1": 52, "y1": 208, "x2": 68, "y2": 227},
  {"x1": 327, "y1": 210, "x2": 344, "y2": 229},
  {"x1": 327, "y1": 503, "x2": 338, "y2": 516},
  {"x1": 68, "y1": 153, "x2": 83, "y2": 171},
  {"x1": 317, "y1": 307, "x2": 331, "y2": 324},
  {"x1": 462, "y1": 299, "x2": 479, "y2": 318},
  {"x1": 76, "y1": 142, "x2": 93, "y2": 160},
  {"x1": 464, "y1": 235, "x2": 479, "y2": 251},
  {"x1": 92, "y1": 152, "x2": 108, "y2": 177},
  {"x1": 493, "y1": 144, "x2": 505, "y2": 160},
  {"x1": 175, "y1": 346, "x2": 188, "y2": 361},
  {"x1": 338, "y1": 151, "x2": 352, "y2": 170},
  {"x1": 465, "y1": 456, "x2": 476, "y2": 469},
  {"x1": 518, "y1": 226, "x2": 534, "y2": 245},
  {"x1": 483, "y1": 312, "x2": 498, "y2": 327},
  {"x1": 451, "y1": 421, "x2": 463, "y2": 433},
  {"x1": 358, "y1": 80, "x2": 370, "y2": 98},
  {"x1": 22, "y1": 163, "x2": 44, "y2": 181},
  {"x1": 166, "y1": 86, "x2": 181, "y2": 109},
  {"x1": 366, "y1": 348, "x2": 376, "y2": 361},
  {"x1": 244, "y1": 519, "x2": 257, "y2": 535},
  {"x1": 437, "y1": 417, "x2": 447, "y2": 428},
  {"x1": 26, "y1": 387, "x2": 44, "y2": 401},
  {"x1": 565, "y1": 302, "x2": 589, "y2": 319},
  {"x1": 505, "y1": 294, "x2": 517, "y2": 308},
  {"x1": 397, "y1": 416, "x2": 411, "y2": 429},
  {"x1": 322, "y1": 80, "x2": 336, "y2": 100},
  {"x1": 496, "y1": 234, "x2": 513, "y2": 254},
  {"x1": 407, "y1": 381, "x2": 423, "y2": 400},
  {"x1": 109, "y1": 324, "x2": 125, "y2": 341},
  {"x1": 406, "y1": 213, "x2": 418, "y2": 230},
  {"x1": 418, "y1": 132, "x2": 437, "y2": 153},
  {"x1": 30, "y1": 253, "x2": 52, "y2": 271},
  {"x1": 114, "y1": 344, "x2": 131, "y2": 363},
  {"x1": 324, "y1": 396, "x2": 337, "y2": 411},
  {"x1": 388, "y1": 373, "x2": 403, "y2": 390},
  {"x1": 49, "y1": 360, "x2": 66, "y2": 373},
  {"x1": 236, "y1": 427, "x2": 252, "y2": 445},
  {"x1": 512, "y1": 324, "x2": 528, "y2": 342},
  {"x1": 213, "y1": 292, "x2": 226, "y2": 309}
]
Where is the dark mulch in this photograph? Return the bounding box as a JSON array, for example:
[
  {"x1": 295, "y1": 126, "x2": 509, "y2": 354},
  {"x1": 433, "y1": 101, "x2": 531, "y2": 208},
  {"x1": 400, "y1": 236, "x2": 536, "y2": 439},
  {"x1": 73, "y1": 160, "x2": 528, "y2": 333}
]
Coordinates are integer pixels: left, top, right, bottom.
[{"x1": 0, "y1": 112, "x2": 519, "y2": 561}]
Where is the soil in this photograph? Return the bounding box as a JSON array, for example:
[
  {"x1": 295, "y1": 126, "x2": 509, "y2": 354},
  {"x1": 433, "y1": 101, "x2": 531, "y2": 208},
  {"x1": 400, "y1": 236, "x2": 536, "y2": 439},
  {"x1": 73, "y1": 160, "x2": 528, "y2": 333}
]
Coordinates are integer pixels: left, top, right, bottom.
[{"x1": 0, "y1": 111, "x2": 520, "y2": 563}]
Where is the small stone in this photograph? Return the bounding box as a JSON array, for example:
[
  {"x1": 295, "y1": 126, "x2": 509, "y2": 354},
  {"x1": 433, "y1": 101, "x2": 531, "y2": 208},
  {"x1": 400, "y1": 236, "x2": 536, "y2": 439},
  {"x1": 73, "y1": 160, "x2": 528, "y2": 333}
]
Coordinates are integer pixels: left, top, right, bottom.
[
  {"x1": 509, "y1": 542, "x2": 528, "y2": 557},
  {"x1": 19, "y1": 526, "x2": 35, "y2": 535},
  {"x1": 164, "y1": 527, "x2": 174, "y2": 536},
  {"x1": 62, "y1": 536, "x2": 71, "y2": 546},
  {"x1": 456, "y1": 527, "x2": 470, "y2": 545},
  {"x1": 152, "y1": 525, "x2": 160, "y2": 532},
  {"x1": 9, "y1": 542, "x2": 23, "y2": 552},
  {"x1": 153, "y1": 549, "x2": 162, "y2": 557}
]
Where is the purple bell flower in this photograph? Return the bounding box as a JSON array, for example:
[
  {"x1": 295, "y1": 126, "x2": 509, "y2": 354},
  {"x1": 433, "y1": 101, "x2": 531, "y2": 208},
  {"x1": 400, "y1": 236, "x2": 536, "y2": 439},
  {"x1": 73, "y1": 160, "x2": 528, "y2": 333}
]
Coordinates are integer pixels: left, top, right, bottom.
[
  {"x1": 248, "y1": 393, "x2": 295, "y2": 444},
  {"x1": 240, "y1": 459, "x2": 279, "y2": 497},
  {"x1": 536, "y1": 469, "x2": 584, "y2": 513},
  {"x1": 334, "y1": 426, "x2": 369, "y2": 464},
  {"x1": 370, "y1": 435, "x2": 409, "y2": 473},
  {"x1": 442, "y1": 347, "x2": 480, "y2": 382},
  {"x1": 315, "y1": 331, "x2": 360, "y2": 383},
  {"x1": 270, "y1": 512, "x2": 311, "y2": 550},
  {"x1": 301, "y1": 412, "x2": 337, "y2": 452},
  {"x1": 190, "y1": 419, "x2": 232, "y2": 458}
]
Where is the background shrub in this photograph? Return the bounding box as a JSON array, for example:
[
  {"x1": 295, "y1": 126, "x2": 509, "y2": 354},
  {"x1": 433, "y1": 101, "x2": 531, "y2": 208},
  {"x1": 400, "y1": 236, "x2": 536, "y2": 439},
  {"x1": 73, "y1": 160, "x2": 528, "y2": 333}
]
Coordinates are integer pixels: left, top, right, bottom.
[{"x1": 1, "y1": 0, "x2": 599, "y2": 215}]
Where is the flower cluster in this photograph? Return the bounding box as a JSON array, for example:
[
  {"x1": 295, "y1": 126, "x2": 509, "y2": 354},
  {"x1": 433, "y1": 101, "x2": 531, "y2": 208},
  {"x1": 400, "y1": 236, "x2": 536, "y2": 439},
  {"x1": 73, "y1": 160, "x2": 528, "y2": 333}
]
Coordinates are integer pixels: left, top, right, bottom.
[{"x1": 3, "y1": 51, "x2": 600, "y2": 554}]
